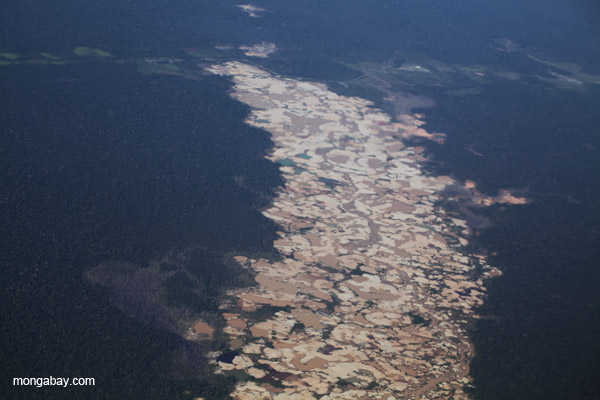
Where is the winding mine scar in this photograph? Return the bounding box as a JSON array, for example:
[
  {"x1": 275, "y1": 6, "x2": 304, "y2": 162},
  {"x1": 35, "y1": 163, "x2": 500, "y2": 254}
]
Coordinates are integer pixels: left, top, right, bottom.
[{"x1": 206, "y1": 61, "x2": 498, "y2": 400}]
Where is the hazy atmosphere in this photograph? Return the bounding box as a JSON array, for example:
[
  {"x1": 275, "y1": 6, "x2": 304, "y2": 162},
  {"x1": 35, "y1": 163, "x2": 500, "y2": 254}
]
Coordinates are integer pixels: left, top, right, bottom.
[{"x1": 1, "y1": 1, "x2": 599, "y2": 399}]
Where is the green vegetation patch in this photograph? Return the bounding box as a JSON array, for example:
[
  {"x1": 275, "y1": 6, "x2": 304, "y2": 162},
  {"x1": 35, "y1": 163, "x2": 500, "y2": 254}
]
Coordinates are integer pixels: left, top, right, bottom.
[
  {"x1": 161, "y1": 63, "x2": 180, "y2": 72},
  {"x1": 0, "y1": 52, "x2": 20, "y2": 60},
  {"x1": 446, "y1": 88, "x2": 481, "y2": 97},
  {"x1": 137, "y1": 60, "x2": 182, "y2": 74},
  {"x1": 136, "y1": 60, "x2": 159, "y2": 74},
  {"x1": 223, "y1": 369, "x2": 252, "y2": 381},
  {"x1": 184, "y1": 46, "x2": 229, "y2": 59},
  {"x1": 73, "y1": 46, "x2": 114, "y2": 57},
  {"x1": 40, "y1": 52, "x2": 60, "y2": 60}
]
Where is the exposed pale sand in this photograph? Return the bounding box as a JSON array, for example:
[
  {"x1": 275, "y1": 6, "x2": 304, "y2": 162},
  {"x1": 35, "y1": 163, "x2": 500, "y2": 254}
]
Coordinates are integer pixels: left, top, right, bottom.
[
  {"x1": 291, "y1": 354, "x2": 329, "y2": 371},
  {"x1": 230, "y1": 338, "x2": 244, "y2": 349},
  {"x1": 465, "y1": 180, "x2": 529, "y2": 206},
  {"x1": 255, "y1": 274, "x2": 298, "y2": 295},
  {"x1": 242, "y1": 293, "x2": 293, "y2": 307},
  {"x1": 204, "y1": 62, "x2": 510, "y2": 400},
  {"x1": 250, "y1": 325, "x2": 269, "y2": 338},
  {"x1": 239, "y1": 41, "x2": 277, "y2": 58},
  {"x1": 291, "y1": 309, "x2": 323, "y2": 329},
  {"x1": 236, "y1": 4, "x2": 265, "y2": 18},
  {"x1": 490, "y1": 190, "x2": 528, "y2": 205},
  {"x1": 228, "y1": 318, "x2": 248, "y2": 329},
  {"x1": 193, "y1": 321, "x2": 214, "y2": 336},
  {"x1": 233, "y1": 256, "x2": 248, "y2": 264}
]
